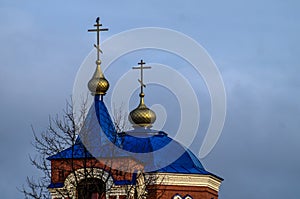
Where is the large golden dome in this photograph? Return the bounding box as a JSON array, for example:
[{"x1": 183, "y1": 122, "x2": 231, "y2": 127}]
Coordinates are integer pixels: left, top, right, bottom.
[
  {"x1": 129, "y1": 93, "x2": 156, "y2": 128},
  {"x1": 88, "y1": 62, "x2": 109, "y2": 96}
]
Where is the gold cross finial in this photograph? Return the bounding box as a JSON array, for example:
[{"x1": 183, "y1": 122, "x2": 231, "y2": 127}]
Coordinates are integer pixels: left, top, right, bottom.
[
  {"x1": 132, "y1": 59, "x2": 151, "y2": 95},
  {"x1": 88, "y1": 17, "x2": 109, "y2": 62}
]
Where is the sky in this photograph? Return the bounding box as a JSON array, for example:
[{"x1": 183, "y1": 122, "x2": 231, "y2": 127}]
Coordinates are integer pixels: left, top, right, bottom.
[{"x1": 0, "y1": 0, "x2": 300, "y2": 198}]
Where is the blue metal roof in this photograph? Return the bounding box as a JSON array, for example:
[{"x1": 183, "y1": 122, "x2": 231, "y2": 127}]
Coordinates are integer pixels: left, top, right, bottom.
[
  {"x1": 48, "y1": 96, "x2": 222, "y2": 183},
  {"x1": 117, "y1": 130, "x2": 209, "y2": 174},
  {"x1": 48, "y1": 182, "x2": 64, "y2": 189},
  {"x1": 47, "y1": 137, "x2": 93, "y2": 160}
]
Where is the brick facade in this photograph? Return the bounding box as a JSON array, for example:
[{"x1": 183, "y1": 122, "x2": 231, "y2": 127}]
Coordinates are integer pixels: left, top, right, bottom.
[
  {"x1": 49, "y1": 157, "x2": 222, "y2": 199},
  {"x1": 147, "y1": 185, "x2": 219, "y2": 199}
]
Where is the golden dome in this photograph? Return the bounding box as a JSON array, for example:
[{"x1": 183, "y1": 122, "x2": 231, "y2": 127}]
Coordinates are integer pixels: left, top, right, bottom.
[
  {"x1": 129, "y1": 93, "x2": 156, "y2": 128},
  {"x1": 88, "y1": 62, "x2": 109, "y2": 95}
]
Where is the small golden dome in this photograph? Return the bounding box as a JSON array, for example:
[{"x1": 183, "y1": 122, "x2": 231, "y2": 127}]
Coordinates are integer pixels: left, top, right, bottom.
[
  {"x1": 129, "y1": 93, "x2": 156, "y2": 128},
  {"x1": 88, "y1": 64, "x2": 109, "y2": 95}
]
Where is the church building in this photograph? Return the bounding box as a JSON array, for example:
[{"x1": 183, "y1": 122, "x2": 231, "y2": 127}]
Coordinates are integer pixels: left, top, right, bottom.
[{"x1": 47, "y1": 18, "x2": 223, "y2": 199}]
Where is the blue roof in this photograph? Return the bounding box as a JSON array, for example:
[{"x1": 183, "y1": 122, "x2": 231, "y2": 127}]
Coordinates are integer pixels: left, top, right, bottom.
[
  {"x1": 48, "y1": 96, "x2": 222, "y2": 181},
  {"x1": 48, "y1": 182, "x2": 64, "y2": 189},
  {"x1": 47, "y1": 137, "x2": 93, "y2": 160},
  {"x1": 117, "y1": 130, "x2": 220, "y2": 178}
]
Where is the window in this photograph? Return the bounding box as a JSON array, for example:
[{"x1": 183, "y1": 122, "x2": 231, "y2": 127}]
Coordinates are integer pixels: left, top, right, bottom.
[
  {"x1": 172, "y1": 194, "x2": 193, "y2": 199},
  {"x1": 77, "y1": 178, "x2": 105, "y2": 199},
  {"x1": 172, "y1": 194, "x2": 182, "y2": 199}
]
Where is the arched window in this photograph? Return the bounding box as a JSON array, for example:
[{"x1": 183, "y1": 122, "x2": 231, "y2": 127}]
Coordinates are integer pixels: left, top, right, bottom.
[
  {"x1": 172, "y1": 194, "x2": 193, "y2": 199},
  {"x1": 172, "y1": 194, "x2": 183, "y2": 199},
  {"x1": 77, "y1": 178, "x2": 105, "y2": 199}
]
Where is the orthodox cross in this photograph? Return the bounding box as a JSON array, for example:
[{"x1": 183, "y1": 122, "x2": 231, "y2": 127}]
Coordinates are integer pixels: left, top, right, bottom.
[
  {"x1": 88, "y1": 17, "x2": 108, "y2": 61},
  {"x1": 132, "y1": 60, "x2": 151, "y2": 94}
]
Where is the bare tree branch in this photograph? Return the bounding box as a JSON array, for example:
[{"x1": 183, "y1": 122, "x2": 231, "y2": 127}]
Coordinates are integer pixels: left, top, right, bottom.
[{"x1": 21, "y1": 99, "x2": 164, "y2": 199}]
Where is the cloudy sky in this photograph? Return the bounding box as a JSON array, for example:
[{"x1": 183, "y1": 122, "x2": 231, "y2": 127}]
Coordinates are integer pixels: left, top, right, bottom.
[{"x1": 1, "y1": 0, "x2": 300, "y2": 198}]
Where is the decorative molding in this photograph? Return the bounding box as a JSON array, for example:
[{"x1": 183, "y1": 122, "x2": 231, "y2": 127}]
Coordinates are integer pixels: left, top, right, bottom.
[
  {"x1": 185, "y1": 195, "x2": 193, "y2": 199},
  {"x1": 147, "y1": 173, "x2": 222, "y2": 192},
  {"x1": 172, "y1": 193, "x2": 193, "y2": 199},
  {"x1": 48, "y1": 167, "x2": 114, "y2": 199},
  {"x1": 172, "y1": 193, "x2": 183, "y2": 199},
  {"x1": 48, "y1": 168, "x2": 147, "y2": 199}
]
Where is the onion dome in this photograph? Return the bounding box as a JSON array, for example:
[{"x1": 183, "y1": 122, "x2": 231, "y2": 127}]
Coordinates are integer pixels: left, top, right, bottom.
[
  {"x1": 129, "y1": 60, "x2": 156, "y2": 128},
  {"x1": 129, "y1": 93, "x2": 156, "y2": 128},
  {"x1": 88, "y1": 60, "x2": 109, "y2": 96}
]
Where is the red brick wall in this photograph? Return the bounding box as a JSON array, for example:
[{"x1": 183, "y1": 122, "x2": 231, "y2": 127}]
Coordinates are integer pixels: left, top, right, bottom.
[
  {"x1": 147, "y1": 185, "x2": 219, "y2": 199},
  {"x1": 50, "y1": 158, "x2": 219, "y2": 199},
  {"x1": 50, "y1": 157, "x2": 143, "y2": 184}
]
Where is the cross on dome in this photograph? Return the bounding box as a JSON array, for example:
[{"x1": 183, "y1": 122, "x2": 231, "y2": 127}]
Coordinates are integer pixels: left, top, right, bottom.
[
  {"x1": 88, "y1": 17, "x2": 108, "y2": 61},
  {"x1": 132, "y1": 59, "x2": 151, "y2": 95}
]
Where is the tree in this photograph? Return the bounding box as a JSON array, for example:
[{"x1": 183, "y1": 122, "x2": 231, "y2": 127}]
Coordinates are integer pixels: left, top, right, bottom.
[{"x1": 21, "y1": 100, "x2": 164, "y2": 199}]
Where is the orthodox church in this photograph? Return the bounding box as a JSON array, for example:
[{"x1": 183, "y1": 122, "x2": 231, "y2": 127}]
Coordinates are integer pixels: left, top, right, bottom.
[{"x1": 47, "y1": 18, "x2": 223, "y2": 199}]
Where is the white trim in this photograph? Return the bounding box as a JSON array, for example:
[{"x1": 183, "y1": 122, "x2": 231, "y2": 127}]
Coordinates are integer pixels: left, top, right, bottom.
[
  {"x1": 171, "y1": 193, "x2": 194, "y2": 199},
  {"x1": 48, "y1": 168, "x2": 114, "y2": 199},
  {"x1": 147, "y1": 173, "x2": 222, "y2": 192}
]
